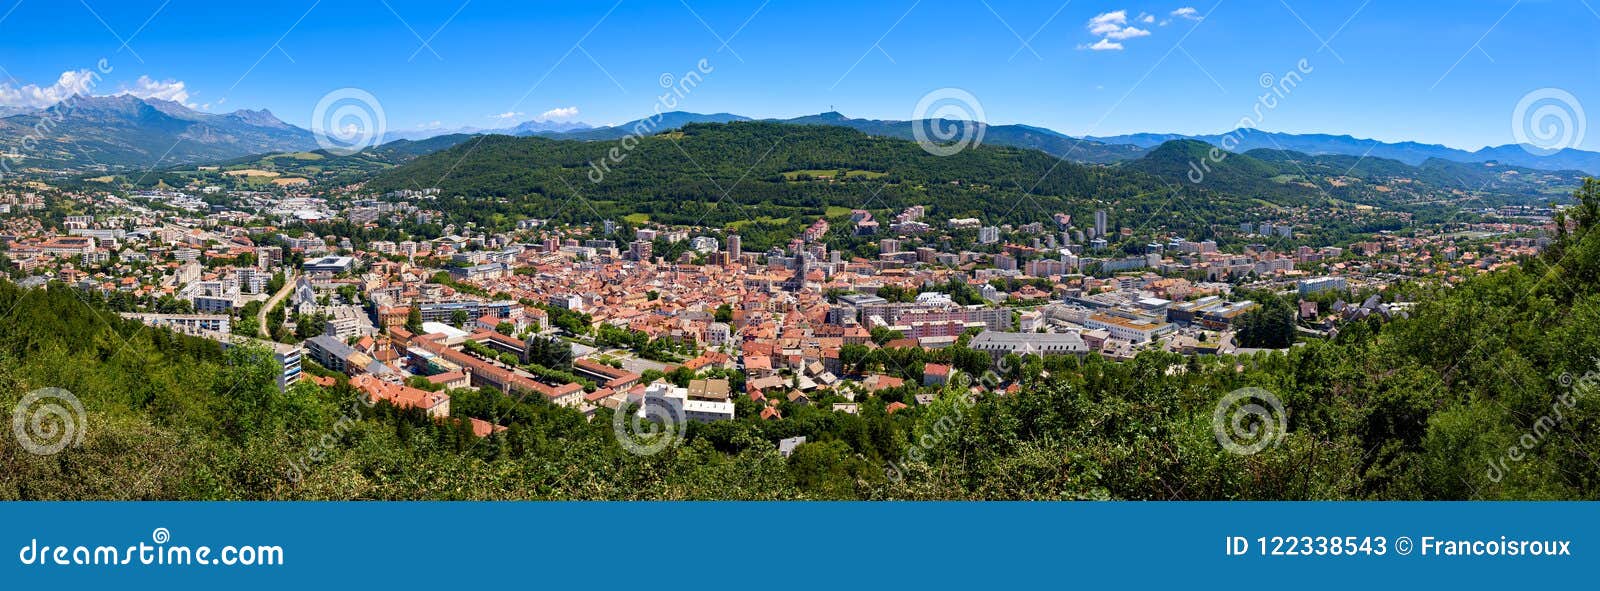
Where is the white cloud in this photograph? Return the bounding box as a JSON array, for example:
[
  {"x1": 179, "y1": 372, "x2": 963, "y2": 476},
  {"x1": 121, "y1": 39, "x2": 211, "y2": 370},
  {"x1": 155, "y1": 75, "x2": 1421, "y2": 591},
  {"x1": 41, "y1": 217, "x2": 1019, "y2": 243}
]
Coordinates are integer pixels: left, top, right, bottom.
[
  {"x1": 488, "y1": 111, "x2": 525, "y2": 120},
  {"x1": 537, "y1": 106, "x2": 579, "y2": 121},
  {"x1": 1087, "y1": 10, "x2": 1129, "y2": 35},
  {"x1": 417, "y1": 120, "x2": 442, "y2": 129},
  {"x1": 0, "y1": 71, "x2": 207, "y2": 110},
  {"x1": 1104, "y1": 26, "x2": 1150, "y2": 40},
  {"x1": 0, "y1": 69, "x2": 102, "y2": 109},
  {"x1": 1172, "y1": 7, "x2": 1202, "y2": 21},
  {"x1": 116, "y1": 75, "x2": 191, "y2": 106},
  {"x1": 1087, "y1": 38, "x2": 1125, "y2": 51},
  {"x1": 1084, "y1": 10, "x2": 1151, "y2": 49},
  {"x1": 1138, "y1": 12, "x2": 1155, "y2": 24}
]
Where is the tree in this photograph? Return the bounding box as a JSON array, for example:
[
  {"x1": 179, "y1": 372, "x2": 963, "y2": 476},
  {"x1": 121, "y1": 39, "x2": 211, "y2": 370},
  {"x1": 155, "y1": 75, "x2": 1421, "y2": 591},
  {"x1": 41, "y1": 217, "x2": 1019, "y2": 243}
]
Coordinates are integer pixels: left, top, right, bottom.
[
  {"x1": 451, "y1": 309, "x2": 470, "y2": 328},
  {"x1": 869, "y1": 326, "x2": 904, "y2": 345},
  {"x1": 1236, "y1": 296, "x2": 1296, "y2": 349},
  {"x1": 405, "y1": 306, "x2": 424, "y2": 334}
]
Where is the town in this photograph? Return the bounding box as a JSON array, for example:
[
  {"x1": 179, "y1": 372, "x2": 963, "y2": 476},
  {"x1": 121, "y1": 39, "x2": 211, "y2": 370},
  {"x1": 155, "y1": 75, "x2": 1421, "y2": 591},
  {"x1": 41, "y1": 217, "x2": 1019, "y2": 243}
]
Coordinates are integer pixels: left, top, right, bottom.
[{"x1": 0, "y1": 179, "x2": 1560, "y2": 443}]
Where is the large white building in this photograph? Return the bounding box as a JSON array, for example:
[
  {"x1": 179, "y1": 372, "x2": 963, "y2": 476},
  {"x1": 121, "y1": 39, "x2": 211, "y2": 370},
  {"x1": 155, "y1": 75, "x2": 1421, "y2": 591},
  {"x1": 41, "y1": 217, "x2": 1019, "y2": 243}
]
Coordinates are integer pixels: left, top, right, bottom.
[
  {"x1": 631, "y1": 382, "x2": 735, "y2": 423},
  {"x1": 968, "y1": 330, "x2": 1089, "y2": 359},
  {"x1": 1084, "y1": 313, "x2": 1174, "y2": 344}
]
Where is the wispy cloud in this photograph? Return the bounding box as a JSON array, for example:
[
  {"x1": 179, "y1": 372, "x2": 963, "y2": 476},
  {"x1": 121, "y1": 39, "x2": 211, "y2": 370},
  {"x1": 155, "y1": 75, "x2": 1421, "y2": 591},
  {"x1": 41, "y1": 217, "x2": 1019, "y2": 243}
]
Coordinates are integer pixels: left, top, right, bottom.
[
  {"x1": 488, "y1": 111, "x2": 525, "y2": 120},
  {"x1": 1086, "y1": 38, "x2": 1124, "y2": 51},
  {"x1": 1171, "y1": 7, "x2": 1202, "y2": 21}
]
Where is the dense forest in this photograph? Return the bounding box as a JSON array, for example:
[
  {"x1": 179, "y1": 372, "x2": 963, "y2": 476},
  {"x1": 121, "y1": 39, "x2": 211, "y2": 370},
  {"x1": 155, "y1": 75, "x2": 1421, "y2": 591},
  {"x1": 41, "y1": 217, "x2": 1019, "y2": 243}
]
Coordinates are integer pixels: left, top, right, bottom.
[
  {"x1": 363, "y1": 123, "x2": 1354, "y2": 249},
  {"x1": 2, "y1": 180, "x2": 1597, "y2": 500},
  {"x1": 354, "y1": 122, "x2": 1566, "y2": 254}
]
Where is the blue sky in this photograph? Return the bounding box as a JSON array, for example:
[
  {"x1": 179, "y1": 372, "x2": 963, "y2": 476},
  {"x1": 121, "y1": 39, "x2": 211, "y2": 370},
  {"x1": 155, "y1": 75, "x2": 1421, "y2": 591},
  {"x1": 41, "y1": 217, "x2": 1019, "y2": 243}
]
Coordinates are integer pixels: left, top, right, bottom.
[{"x1": 0, "y1": 0, "x2": 1596, "y2": 150}]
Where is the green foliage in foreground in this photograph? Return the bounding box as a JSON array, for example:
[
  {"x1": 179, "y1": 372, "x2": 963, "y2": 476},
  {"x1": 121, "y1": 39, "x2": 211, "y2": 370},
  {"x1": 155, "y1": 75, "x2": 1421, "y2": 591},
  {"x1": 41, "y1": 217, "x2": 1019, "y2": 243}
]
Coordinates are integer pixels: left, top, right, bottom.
[{"x1": 2, "y1": 182, "x2": 1600, "y2": 500}]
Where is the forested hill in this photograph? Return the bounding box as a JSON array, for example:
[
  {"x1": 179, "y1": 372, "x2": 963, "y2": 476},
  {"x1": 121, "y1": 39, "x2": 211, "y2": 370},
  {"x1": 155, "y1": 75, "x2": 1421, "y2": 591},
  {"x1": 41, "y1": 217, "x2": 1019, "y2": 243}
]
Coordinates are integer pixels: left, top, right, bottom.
[
  {"x1": 1123, "y1": 139, "x2": 1583, "y2": 206},
  {"x1": 4, "y1": 180, "x2": 1599, "y2": 500},
  {"x1": 363, "y1": 121, "x2": 1315, "y2": 246}
]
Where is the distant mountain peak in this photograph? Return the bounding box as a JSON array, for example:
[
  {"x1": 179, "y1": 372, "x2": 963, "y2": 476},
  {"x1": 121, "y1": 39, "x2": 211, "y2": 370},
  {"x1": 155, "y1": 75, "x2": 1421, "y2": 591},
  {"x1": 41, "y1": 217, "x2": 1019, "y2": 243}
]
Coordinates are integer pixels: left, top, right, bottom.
[{"x1": 226, "y1": 108, "x2": 290, "y2": 128}]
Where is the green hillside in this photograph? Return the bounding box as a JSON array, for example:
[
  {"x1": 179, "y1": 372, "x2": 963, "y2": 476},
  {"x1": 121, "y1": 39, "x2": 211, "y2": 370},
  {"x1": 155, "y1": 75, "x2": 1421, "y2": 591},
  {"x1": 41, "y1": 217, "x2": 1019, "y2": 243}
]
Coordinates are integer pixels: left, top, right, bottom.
[{"x1": 365, "y1": 122, "x2": 1319, "y2": 250}]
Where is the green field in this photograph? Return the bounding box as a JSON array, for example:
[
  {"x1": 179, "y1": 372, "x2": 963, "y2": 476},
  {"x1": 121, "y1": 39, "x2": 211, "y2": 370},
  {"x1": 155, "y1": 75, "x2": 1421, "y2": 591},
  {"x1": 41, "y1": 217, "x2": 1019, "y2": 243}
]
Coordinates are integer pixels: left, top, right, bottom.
[
  {"x1": 781, "y1": 169, "x2": 888, "y2": 180},
  {"x1": 727, "y1": 216, "x2": 790, "y2": 230}
]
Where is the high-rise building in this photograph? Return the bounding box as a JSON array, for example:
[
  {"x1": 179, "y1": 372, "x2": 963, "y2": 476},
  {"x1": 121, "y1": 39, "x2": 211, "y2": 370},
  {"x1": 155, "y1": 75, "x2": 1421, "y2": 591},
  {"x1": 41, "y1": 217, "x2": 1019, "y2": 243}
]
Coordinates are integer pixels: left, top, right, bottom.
[
  {"x1": 726, "y1": 233, "x2": 742, "y2": 263},
  {"x1": 257, "y1": 246, "x2": 283, "y2": 271},
  {"x1": 1094, "y1": 210, "x2": 1108, "y2": 238},
  {"x1": 629, "y1": 240, "x2": 653, "y2": 262}
]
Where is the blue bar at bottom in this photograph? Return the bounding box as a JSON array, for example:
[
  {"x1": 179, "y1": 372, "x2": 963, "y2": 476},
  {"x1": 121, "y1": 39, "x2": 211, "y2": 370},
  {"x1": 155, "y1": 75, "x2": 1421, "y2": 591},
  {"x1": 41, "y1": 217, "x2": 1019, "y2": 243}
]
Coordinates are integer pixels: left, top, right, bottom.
[{"x1": 1, "y1": 502, "x2": 1591, "y2": 589}]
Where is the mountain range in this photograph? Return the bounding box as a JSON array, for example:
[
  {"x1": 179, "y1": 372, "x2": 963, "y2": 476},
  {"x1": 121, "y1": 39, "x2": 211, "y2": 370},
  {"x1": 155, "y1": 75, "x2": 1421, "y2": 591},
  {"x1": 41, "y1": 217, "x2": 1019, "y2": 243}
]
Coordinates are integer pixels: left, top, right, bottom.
[
  {"x1": 0, "y1": 95, "x2": 318, "y2": 172},
  {"x1": 1087, "y1": 130, "x2": 1600, "y2": 175},
  {"x1": 9, "y1": 94, "x2": 1600, "y2": 178},
  {"x1": 380, "y1": 118, "x2": 594, "y2": 143}
]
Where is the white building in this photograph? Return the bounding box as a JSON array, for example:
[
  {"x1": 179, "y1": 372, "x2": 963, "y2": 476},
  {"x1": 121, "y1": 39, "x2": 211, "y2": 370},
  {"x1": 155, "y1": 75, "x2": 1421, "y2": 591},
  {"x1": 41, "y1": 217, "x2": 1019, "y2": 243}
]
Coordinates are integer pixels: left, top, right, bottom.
[{"x1": 633, "y1": 382, "x2": 735, "y2": 423}]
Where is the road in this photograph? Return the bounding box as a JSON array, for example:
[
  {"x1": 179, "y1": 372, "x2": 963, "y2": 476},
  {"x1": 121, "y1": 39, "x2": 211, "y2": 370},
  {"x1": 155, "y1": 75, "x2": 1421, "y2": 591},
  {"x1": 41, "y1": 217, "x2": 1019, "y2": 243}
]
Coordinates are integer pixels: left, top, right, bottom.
[{"x1": 259, "y1": 271, "x2": 297, "y2": 335}]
